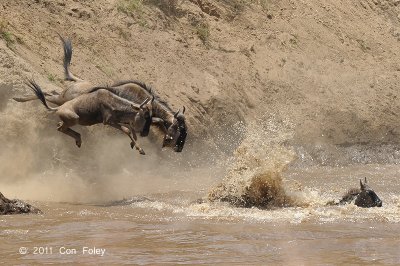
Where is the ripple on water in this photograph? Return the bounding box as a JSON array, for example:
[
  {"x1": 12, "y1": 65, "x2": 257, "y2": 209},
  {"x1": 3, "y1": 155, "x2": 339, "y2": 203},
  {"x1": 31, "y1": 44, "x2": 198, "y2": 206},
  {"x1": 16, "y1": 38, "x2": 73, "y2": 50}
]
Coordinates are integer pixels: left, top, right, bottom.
[{"x1": 1, "y1": 229, "x2": 29, "y2": 236}]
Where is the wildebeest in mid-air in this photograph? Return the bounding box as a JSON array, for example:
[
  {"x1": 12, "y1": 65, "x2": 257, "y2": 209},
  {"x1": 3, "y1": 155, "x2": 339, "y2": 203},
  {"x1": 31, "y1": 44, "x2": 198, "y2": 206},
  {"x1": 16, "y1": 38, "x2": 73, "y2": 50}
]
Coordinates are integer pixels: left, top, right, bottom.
[{"x1": 14, "y1": 35, "x2": 187, "y2": 152}]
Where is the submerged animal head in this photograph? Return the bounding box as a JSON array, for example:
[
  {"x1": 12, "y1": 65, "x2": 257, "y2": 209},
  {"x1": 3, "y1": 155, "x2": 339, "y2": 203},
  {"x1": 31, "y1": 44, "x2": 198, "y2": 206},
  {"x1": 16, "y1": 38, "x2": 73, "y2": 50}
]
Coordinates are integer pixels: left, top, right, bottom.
[
  {"x1": 133, "y1": 96, "x2": 154, "y2": 136},
  {"x1": 355, "y1": 177, "x2": 382, "y2": 208},
  {"x1": 162, "y1": 106, "x2": 187, "y2": 152}
]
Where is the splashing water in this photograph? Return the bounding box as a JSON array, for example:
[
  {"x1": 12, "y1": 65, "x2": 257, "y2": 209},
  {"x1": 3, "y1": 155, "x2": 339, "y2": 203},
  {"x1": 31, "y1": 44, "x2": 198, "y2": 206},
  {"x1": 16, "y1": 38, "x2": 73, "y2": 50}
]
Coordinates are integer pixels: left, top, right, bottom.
[{"x1": 208, "y1": 115, "x2": 307, "y2": 208}]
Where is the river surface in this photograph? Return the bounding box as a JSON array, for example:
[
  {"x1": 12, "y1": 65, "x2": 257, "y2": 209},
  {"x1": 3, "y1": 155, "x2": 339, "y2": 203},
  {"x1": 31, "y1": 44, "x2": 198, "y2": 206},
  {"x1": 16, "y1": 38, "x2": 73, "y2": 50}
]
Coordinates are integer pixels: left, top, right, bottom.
[{"x1": 1, "y1": 164, "x2": 400, "y2": 265}]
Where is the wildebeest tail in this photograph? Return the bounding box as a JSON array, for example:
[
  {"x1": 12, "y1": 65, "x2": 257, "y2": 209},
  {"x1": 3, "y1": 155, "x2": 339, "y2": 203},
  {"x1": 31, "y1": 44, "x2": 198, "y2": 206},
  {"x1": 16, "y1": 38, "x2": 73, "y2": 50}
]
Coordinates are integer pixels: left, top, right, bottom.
[
  {"x1": 58, "y1": 34, "x2": 82, "y2": 82},
  {"x1": 26, "y1": 79, "x2": 58, "y2": 112}
]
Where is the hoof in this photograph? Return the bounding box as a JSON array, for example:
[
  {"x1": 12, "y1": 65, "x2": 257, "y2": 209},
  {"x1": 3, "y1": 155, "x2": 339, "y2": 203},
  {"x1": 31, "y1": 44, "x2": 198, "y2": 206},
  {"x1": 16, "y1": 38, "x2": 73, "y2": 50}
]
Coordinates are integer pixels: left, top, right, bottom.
[
  {"x1": 139, "y1": 149, "x2": 146, "y2": 155},
  {"x1": 130, "y1": 142, "x2": 134, "y2": 149},
  {"x1": 76, "y1": 140, "x2": 81, "y2": 148}
]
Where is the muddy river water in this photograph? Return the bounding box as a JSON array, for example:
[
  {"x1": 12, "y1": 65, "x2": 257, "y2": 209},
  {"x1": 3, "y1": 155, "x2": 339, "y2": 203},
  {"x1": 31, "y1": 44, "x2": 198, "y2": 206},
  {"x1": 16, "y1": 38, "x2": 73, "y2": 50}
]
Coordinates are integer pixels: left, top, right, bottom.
[{"x1": 1, "y1": 164, "x2": 400, "y2": 265}]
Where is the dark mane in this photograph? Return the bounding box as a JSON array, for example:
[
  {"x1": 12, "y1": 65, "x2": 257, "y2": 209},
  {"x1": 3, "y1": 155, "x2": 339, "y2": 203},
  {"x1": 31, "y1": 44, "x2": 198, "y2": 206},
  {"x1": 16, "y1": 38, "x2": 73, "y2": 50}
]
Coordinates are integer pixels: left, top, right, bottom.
[
  {"x1": 87, "y1": 86, "x2": 112, "y2": 94},
  {"x1": 111, "y1": 80, "x2": 174, "y2": 112},
  {"x1": 112, "y1": 80, "x2": 153, "y2": 94}
]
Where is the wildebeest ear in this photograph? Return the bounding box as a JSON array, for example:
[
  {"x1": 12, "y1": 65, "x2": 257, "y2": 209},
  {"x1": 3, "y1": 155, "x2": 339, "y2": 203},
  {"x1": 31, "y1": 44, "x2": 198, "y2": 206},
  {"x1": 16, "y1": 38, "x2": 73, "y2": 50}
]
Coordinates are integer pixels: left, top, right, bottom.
[
  {"x1": 364, "y1": 177, "x2": 368, "y2": 184},
  {"x1": 131, "y1": 103, "x2": 140, "y2": 110},
  {"x1": 174, "y1": 110, "x2": 179, "y2": 118}
]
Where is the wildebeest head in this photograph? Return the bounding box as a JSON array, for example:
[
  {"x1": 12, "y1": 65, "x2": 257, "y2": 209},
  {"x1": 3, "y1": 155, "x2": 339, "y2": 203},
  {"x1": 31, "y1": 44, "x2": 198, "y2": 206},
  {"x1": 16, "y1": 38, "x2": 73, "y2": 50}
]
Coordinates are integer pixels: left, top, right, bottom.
[
  {"x1": 162, "y1": 106, "x2": 187, "y2": 152},
  {"x1": 355, "y1": 177, "x2": 382, "y2": 208},
  {"x1": 133, "y1": 96, "x2": 154, "y2": 136}
]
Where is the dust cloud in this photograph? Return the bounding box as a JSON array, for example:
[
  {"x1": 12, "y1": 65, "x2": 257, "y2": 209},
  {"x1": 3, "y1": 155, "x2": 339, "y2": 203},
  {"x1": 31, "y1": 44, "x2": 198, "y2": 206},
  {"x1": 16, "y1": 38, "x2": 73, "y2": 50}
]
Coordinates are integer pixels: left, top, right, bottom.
[{"x1": 0, "y1": 83, "x2": 224, "y2": 203}]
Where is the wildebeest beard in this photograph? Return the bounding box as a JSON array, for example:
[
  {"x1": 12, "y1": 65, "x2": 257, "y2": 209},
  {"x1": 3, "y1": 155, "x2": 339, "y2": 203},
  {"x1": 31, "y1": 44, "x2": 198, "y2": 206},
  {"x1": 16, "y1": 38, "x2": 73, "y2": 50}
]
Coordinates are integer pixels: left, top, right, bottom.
[
  {"x1": 174, "y1": 125, "x2": 187, "y2": 152},
  {"x1": 140, "y1": 116, "x2": 152, "y2": 137}
]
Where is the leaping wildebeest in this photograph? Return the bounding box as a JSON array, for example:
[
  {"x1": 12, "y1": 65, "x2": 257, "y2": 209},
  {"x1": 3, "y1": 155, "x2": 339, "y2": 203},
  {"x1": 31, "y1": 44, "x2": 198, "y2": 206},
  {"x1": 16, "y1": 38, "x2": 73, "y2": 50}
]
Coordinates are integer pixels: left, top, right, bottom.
[
  {"x1": 27, "y1": 80, "x2": 154, "y2": 155},
  {"x1": 14, "y1": 36, "x2": 188, "y2": 152}
]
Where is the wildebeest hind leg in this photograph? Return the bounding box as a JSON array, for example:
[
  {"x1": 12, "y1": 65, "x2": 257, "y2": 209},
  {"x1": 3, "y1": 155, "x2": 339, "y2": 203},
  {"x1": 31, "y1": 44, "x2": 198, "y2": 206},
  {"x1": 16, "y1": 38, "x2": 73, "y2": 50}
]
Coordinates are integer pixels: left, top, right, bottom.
[
  {"x1": 13, "y1": 95, "x2": 38, "y2": 102},
  {"x1": 13, "y1": 91, "x2": 54, "y2": 102},
  {"x1": 57, "y1": 121, "x2": 82, "y2": 147},
  {"x1": 13, "y1": 94, "x2": 63, "y2": 105}
]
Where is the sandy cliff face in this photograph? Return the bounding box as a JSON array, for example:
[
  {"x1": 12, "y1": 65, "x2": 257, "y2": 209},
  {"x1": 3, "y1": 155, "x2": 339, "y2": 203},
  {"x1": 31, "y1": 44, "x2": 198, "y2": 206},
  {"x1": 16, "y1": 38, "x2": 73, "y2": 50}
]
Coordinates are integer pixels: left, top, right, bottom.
[
  {"x1": 2, "y1": 0, "x2": 400, "y2": 147},
  {"x1": 1, "y1": 0, "x2": 400, "y2": 202}
]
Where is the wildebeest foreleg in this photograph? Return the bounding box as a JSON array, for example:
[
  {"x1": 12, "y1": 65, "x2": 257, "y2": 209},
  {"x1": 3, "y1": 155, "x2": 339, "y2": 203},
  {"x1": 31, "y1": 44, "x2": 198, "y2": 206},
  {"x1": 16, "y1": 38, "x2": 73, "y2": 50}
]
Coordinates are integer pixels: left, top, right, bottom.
[
  {"x1": 110, "y1": 124, "x2": 145, "y2": 155},
  {"x1": 57, "y1": 121, "x2": 82, "y2": 148}
]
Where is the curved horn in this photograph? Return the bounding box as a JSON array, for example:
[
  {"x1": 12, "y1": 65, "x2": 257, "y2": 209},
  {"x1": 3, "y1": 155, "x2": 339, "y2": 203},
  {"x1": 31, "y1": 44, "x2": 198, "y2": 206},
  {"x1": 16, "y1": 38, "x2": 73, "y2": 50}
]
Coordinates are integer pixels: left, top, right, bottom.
[
  {"x1": 151, "y1": 95, "x2": 155, "y2": 103},
  {"x1": 182, "y1": 106, "x2": 186, "y2": 114},
  {"x1": 140, "y1": 98, "x2": 150, "y2": 108},
  {"x1": 364, "y1": 177, "x2": 367, "y2": 184}
]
